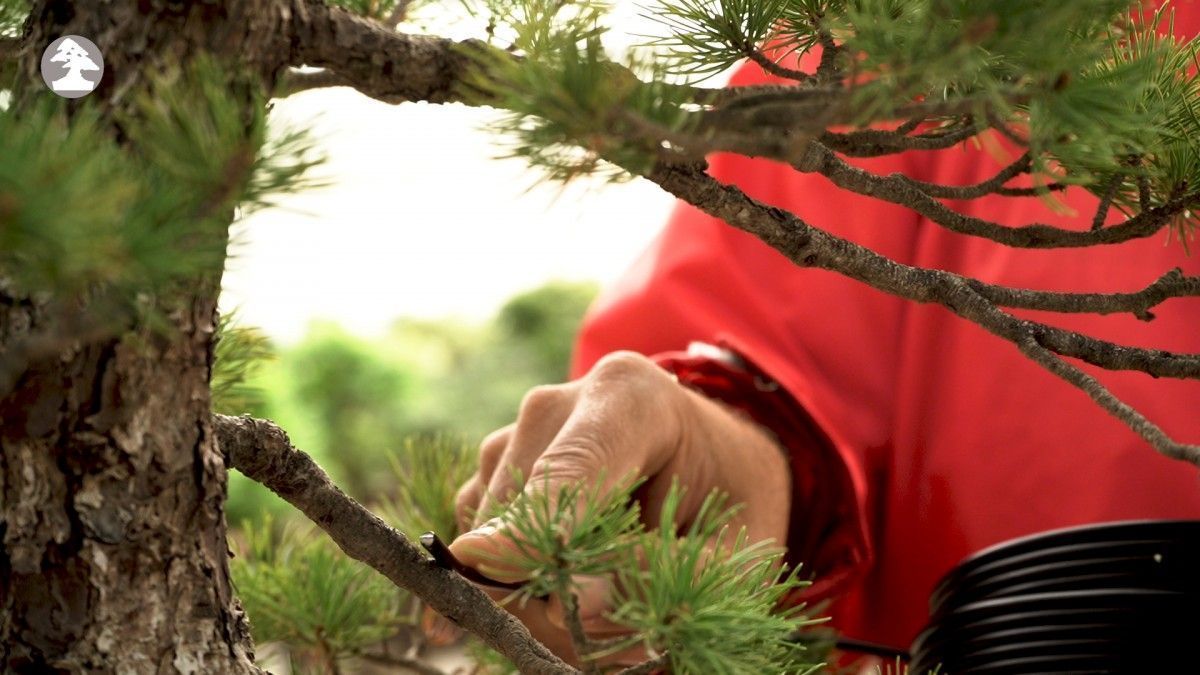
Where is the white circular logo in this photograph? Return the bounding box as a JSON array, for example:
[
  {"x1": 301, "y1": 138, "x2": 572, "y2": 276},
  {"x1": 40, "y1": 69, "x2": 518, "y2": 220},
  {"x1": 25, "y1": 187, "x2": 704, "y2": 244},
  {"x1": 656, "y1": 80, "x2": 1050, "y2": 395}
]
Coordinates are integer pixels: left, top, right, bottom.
[{"x1": 40, "y1": 35, "x2": 104, "y2": 99}]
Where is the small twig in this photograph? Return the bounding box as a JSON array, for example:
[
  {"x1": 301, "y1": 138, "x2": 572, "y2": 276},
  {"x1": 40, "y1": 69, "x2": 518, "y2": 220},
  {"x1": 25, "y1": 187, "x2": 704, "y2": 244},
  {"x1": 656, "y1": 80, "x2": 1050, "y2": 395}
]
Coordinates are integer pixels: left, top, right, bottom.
[
  {"x1": 893, "y1": 116, "x2": 925, "y2": 136},
  {"x1": 985, "y1": 108, "x2": 1030, "y2": 146},
  {"x1": 1016, "y1": 335, "x2": 1200, "y2": 466},
  {"x1": 1092, "y1": 174, "x2": 1122, "y2": 230},
  {"x1": 614, "y1": 652, "x2": 669, "y2": 675},
  {"x1": 561, "y1": 590, "x2": 602, "y2": 675},
  {"x1": 316, "y1": 630, "x2": 343, "y2": 675},
  {"x1": 801, "y1": 141, "x2": 1192, "y2": 248},
  {"x1": 813, "y1": 13, "x2": 841, "y2": 84},
  {"x1": 1138, "y1": 173, "x2": 1153, "y2": 212},
  {"x1": 903, "y1": 152, "x2": 1033, "y2": 200},
  {"x1": 819, "y1": 121, "x2": 980, "y2": 158},
  {"x1": 994, "y1": 182, "x2": 1067, "y2": 197},
  {"x1": 741, "y1": 43, "x2": 813, "y2": 84},
  {"x1": 967, "y1": 267, "x2": 1200, "y2": 321}
]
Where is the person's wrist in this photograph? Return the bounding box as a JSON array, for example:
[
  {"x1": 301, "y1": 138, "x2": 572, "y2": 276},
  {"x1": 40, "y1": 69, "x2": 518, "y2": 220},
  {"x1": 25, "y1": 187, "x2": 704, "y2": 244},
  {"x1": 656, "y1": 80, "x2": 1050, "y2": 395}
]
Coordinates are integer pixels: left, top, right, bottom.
[{"x1": 672, "y1": 383, "x2": 792, "y2": 544}]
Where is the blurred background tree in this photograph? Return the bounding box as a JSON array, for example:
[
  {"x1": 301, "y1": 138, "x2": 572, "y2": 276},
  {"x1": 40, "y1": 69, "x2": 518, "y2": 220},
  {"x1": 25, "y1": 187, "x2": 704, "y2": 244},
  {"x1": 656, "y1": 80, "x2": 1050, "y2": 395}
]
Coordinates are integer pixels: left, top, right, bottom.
[{"x1": 219, "y1": 280, "x2": 597, "y2": 527}]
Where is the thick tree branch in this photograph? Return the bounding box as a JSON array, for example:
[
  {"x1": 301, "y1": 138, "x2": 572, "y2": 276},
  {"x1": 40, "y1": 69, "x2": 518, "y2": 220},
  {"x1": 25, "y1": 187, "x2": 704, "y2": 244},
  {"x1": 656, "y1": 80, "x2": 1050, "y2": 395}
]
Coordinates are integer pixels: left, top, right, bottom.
[
  {"x1": 214, "y1": 414, "x2": 578, "y2": 675},
  {"x1": 289, "y1": 1, "x2": 487, "y2": 105}
]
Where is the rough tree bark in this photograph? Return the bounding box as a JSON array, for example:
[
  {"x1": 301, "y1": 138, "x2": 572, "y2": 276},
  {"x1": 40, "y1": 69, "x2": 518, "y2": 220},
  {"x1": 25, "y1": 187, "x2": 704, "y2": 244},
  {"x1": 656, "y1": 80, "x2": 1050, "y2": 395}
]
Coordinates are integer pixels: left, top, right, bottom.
[{"x1": 0, "y1": 2, "x2": 294, "y2": 672}]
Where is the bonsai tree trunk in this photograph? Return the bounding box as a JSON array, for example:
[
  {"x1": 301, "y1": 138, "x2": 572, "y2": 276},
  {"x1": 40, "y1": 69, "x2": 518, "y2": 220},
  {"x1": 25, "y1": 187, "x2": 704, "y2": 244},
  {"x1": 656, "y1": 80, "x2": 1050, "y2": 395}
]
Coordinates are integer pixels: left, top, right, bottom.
[
  {"x1": 1, "y1": 1, "x2": 294, "y2": 671},
  {"x1": 0, "y1": 287, "x2": 258, "y2": 672}
]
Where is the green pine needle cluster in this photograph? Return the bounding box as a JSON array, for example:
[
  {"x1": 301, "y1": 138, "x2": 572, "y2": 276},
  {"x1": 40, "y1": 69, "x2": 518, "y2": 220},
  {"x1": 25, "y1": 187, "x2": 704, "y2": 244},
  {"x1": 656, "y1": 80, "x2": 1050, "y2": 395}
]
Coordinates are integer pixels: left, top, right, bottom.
[
  {"x1": 467, "y1": 0, "x2": 1200, "y2": 241},
  {"x1": 485, "y1": 477, "x2": 822, "y2": 674},
  {"x1": 1061, "y1": 7, "x2": 1200, "y2": 241},
  {"x1": 464, "y1": 0, "x2": 695, "y2": 181},
  {"x1": 0, "y1": 59, "x2": 319, "y2": 311},
  {"x1": 212, "y1": 312, "x2": 275, "y2": 415},
  {"x1": 378, "y1": 435, "x2": 480, "y2": 539},
  {"x1": 486, "y1": 473, "x2": 645, "y2": 598},
  {"x1": 231, "y1": 518, "x2": 413, "y2": 671},
  {"x1": 611, "y1": 485, "x2": 821, "y2": 675},
  {"x1": 645, "y1": 0, "x2": 808, "y2": 77}
]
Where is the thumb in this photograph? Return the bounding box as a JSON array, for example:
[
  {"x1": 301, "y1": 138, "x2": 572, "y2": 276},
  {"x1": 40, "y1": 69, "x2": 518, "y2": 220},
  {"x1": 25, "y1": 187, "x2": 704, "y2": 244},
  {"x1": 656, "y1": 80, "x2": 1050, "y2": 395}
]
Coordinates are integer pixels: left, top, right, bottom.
[{"x1": 447, "y1": 517, "x2": 531, "y2": 584}]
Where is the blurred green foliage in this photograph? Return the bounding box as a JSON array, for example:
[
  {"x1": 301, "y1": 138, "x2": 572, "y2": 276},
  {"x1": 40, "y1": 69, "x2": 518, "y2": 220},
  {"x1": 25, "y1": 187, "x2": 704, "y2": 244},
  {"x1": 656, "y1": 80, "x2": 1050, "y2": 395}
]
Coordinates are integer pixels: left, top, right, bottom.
[
  {"x1": 220, "y1": 279, "x2": 597, "y2": 526},
  {"x1": 231, "y1": 517, "x2": 412, "y2": 672}
]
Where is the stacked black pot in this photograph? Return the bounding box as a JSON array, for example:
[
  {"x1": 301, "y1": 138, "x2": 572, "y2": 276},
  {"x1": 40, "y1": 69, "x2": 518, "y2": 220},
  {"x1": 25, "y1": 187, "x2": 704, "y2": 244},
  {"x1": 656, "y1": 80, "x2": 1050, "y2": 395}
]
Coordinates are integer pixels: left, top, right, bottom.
[{"x1": 908, "y1": 520, "x2": 1200, "y2": 673}]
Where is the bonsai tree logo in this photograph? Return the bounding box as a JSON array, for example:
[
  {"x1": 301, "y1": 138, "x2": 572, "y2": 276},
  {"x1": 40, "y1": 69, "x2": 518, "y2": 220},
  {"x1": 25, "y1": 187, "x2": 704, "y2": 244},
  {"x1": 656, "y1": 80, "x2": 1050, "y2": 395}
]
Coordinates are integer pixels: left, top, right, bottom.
[{"x1": 40, "y1": 36, "x2": 104, "y2": 99}]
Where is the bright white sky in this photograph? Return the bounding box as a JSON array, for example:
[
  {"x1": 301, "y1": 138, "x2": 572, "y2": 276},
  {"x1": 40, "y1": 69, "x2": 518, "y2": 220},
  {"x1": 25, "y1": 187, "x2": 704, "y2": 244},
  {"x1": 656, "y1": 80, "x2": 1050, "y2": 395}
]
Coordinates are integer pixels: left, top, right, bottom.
[{"x1": 219, "y1": 5, "x2": 697, "y2": 342}]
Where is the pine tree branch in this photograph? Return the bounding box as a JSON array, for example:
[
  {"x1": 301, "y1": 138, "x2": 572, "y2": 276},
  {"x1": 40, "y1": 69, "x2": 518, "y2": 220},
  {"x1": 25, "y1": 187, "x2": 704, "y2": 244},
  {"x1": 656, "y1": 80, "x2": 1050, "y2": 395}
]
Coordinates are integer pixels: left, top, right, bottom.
[
  {"x1": 967, "y1": 268, "x2": 1200, "y2": 321},
  {"x1": 814, "y1": 28, "x2": 840, "y2": 83},
  {"x1": 741, "y1": 43, "x2": 812, "y2": 84},
  {"x1": 799, "y1": 141, "x2": 1192, "y2": 248},
  {"x1": 994, "y1": 182, "x2": 1067, "y2": 197},
  {"x1": 560, "y1": 591, "x2": 601, "y2": 675},
  {"x1": 1092, "y1": 174, "x2": 1122, "y2": 230},
  {"x1": 214, "y1": 414, "x2": 578, "y2": 675},
  {"x1": 285, "y1": 3, "x2": 1200, "y2": 464},
  {"x1": 819, "y1": 121, "x2": 982, "y2": 157},
  {"x1": 1015, "y1": 336, "x2": 1200, "y2": 465},
  {"x1": 904, "y1": 152, "x2": 1034, "y2": 200},
  {"x1": 289, "y1": 1, "x2": 488, "y2": 106},
  {"x1": 645, "y1": 162, "x2": 1200, "y2": 464}
]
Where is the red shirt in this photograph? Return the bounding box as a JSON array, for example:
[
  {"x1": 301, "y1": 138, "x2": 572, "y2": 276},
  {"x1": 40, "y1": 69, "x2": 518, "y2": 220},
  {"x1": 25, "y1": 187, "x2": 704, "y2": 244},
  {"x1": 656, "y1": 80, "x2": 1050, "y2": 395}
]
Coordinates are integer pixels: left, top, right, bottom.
[{"x1": 570, "y1": 5, "x2": 1200, "y2": 649}]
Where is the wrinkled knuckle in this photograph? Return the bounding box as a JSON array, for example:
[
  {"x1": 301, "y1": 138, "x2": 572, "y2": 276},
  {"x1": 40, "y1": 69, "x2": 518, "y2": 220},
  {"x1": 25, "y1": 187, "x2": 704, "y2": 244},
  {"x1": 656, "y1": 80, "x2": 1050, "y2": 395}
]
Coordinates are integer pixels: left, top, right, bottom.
[
  {"x1": 518, "y1": 384, "x2": 569, "y2": 420},
  {"x1": 590, "y1": 351, "x2": 659, "y2": 384}
]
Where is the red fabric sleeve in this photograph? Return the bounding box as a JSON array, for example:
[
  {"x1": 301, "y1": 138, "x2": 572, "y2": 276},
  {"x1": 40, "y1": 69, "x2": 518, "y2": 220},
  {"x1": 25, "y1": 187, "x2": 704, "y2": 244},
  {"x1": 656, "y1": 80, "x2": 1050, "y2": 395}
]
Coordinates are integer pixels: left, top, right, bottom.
[{"x1": 651, "y1": 347, "x2": 869, "y2": 605}]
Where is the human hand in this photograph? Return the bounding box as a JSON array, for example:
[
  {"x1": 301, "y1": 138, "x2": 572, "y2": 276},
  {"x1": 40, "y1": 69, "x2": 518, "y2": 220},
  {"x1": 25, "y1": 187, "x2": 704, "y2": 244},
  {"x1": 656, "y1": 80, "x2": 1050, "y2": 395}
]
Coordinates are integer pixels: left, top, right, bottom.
[{"x1": 447, "y1": 351, "x2": 792, "y2": 665}]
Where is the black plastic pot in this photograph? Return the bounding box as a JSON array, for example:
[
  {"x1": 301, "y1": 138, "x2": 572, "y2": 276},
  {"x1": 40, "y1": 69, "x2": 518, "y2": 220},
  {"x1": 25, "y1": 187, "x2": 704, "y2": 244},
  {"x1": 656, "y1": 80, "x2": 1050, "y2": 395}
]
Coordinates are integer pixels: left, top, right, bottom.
[{"x1": 909, "y1": 520, "x2": 1200, "y2": 674}]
